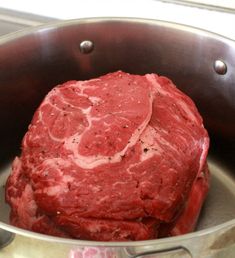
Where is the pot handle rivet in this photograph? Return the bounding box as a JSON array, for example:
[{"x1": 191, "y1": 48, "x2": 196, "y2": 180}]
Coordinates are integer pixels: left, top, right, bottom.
[
  {"x1": 79, "y1": 40, "x2": 94, "y2": 54},
  {"x1": 214, "y1": 60, "x2": 227, "y2": 75}
]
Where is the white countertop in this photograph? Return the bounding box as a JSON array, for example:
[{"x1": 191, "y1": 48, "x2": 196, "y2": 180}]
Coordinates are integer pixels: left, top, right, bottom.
[{"x1": 0, "y1": 0, "x2": 235, "y2": 40}]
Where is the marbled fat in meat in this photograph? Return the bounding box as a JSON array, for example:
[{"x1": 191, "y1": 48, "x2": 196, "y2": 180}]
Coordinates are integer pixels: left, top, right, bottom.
[{"x1": 6, "y1": 71, "x2": 210, "y2": 241}]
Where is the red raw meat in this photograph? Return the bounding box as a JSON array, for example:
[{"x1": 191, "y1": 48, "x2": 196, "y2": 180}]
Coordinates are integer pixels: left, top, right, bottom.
[
  {"x1": 170, "y1": 165, "x2": 210, "y2": 236},
  {"x1": 6, "y1": 71, "x2": 210, "y2": 241}
]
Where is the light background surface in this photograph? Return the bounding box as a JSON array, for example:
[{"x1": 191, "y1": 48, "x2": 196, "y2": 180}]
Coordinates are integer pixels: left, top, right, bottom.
[{"x1": 0, "y1": 0, "x2": 234, "y2": 39}]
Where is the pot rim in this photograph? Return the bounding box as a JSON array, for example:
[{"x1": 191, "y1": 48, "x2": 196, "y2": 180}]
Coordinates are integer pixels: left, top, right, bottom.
[
  {"x1": 0, "y1": 16, "x2": 234, "y2": 45},
  {"x1": 1, "y1": 16, "x2": 235, "y2": 246},
  {"x1": 0, "y1": 218, "x2": 235, "y2": 247}
]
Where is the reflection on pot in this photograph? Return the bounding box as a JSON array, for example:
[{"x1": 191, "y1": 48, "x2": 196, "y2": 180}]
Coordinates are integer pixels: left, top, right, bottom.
[{"x1": 69, "y1": 247, "x2": 118, "y2": 258}]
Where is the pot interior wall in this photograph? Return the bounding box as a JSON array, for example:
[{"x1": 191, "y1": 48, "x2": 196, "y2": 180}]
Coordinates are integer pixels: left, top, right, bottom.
[{"x1": 0, "y1": 19, "x2": 235, "y2": 235}]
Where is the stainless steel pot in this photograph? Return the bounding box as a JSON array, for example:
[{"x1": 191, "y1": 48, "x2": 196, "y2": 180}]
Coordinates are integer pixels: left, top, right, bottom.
[{"x1": 0, "y1": 18, "x2": 235, "y2": 258}]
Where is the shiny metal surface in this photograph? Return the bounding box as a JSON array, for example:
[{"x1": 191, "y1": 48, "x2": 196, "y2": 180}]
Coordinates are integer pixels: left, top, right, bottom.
[
  {"x1": 0, "y1": 229, "x2": 14, "y2": 249},
  {"x1": 0, "y1": 18, "x2": 235, "y2": 257},
  {"x1": 79, "y1": 40, "x2": 94, "y2": 54},
  {"x1": 214, "y1": 60, "x2": 227, "y2": 75}
]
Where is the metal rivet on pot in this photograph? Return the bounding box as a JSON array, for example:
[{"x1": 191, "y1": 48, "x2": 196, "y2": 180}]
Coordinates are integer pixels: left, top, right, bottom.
[
  {"x1": 79, "y1": 40, "x2": 94, "y2": 54},
  {"x1": 214, "y1": 60, "x2": 227, "y2": 75}
]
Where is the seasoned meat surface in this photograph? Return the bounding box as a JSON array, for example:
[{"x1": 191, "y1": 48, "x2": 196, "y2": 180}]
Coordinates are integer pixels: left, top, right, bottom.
[{"x1": 6, "y1": 71, "x2": 210, "y2": 241}]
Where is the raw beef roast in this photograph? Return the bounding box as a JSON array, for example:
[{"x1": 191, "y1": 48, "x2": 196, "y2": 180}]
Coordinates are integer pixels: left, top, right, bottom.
[{"x1": 6, "y1": 71, "x2": 210, "y2": 241}]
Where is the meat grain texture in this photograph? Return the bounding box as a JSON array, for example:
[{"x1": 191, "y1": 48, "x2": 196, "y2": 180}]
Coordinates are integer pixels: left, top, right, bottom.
[{"x1": 6, "y1": 71, "x2": 210, "y2": 241}]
